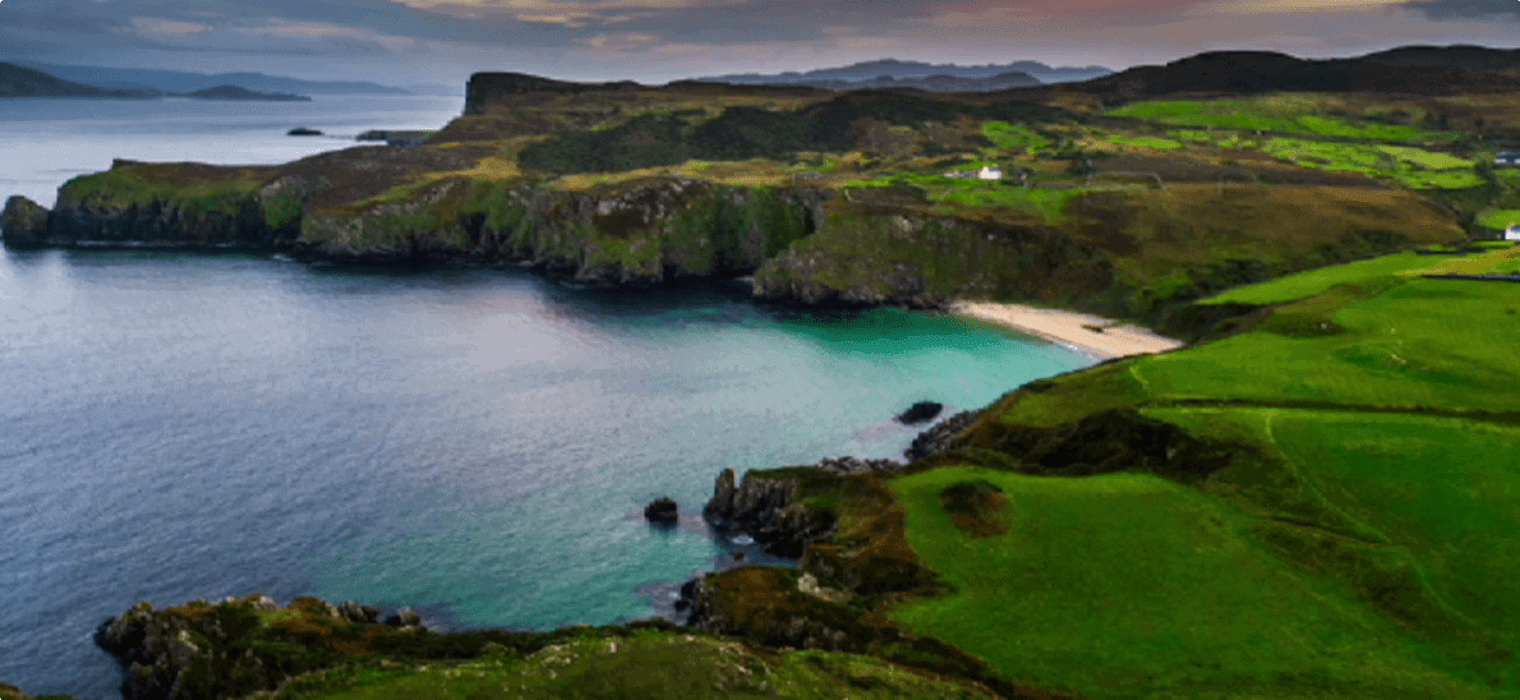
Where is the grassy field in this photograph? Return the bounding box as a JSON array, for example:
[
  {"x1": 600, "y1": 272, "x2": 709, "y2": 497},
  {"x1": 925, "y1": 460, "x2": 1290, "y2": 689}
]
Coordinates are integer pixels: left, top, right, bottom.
[
  {"x1": 268, "y1": 630, "x2": 999, "y2": 700},
  {"x1": 1106, "y1": 97, "x2": 1458, "y2": 142},
  {"x1": 889, "y1": 467, "x2": 1504, "y2": 700},
  {"x1": 892, "y1": 234, "x2": 1520, "y2": 698},
  {"x1": 1200, "y1": 251, "x2": 1437, "y2": 305},
  {"x1": 1133, "y1": 277, "x2": 1520, "y2": 411}
]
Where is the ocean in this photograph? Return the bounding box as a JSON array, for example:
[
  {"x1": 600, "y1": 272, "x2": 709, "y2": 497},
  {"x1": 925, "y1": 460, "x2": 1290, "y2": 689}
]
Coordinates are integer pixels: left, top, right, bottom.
[{"x1": 0, "y1": 95, "x2": 1093, "y2": 698}]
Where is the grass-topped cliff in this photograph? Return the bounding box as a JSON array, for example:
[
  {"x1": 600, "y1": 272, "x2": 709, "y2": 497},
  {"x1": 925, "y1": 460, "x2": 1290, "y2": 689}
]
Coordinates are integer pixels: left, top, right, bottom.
[{"x1": 11, "y1": 52, "x2": 1508, "y2": 323}]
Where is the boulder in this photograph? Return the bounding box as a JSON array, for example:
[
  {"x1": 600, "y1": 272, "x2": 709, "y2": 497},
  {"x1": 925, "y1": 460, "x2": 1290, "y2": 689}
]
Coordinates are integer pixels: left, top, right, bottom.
[
  {"x1": 338, "y1": 601, "x2": 381, "y2": 624},
  {"x1": 644, "y1": 496, "x2": 679, "y2": 524},
  {"x1": 2, "y1": 196, "x2": 50, "y2": 248},
  {"x1": 385, "y1": 608, "x2": 422, "y2": 628},
  {"x1": 895, "y1": 401, "x2": 943, "y2": 425}
]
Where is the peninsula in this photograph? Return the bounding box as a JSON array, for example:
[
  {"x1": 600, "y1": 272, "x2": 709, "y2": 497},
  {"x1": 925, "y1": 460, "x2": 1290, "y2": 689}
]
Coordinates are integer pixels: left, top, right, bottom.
[{"x1": 4, "y1": 43, "x2": 1520, "y2": 700}]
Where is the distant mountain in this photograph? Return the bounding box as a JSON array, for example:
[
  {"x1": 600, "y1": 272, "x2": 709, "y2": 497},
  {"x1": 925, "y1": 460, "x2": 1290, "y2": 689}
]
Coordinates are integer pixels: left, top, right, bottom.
[
  {"x1": 1067, "y1": 49, "x2": 1520, "y2": 102},
  {"x1": 693, "y1": 71, "x2": 1041, "y2": 93},
  {"x1": 1360, "y1": 44, "x2": 1520, "y2": 72},
  {"x1": 697, "y1": 58, "x2": 1111, "y2": 86},
  {"x1": 184, "y1": 85, "x2": 311, "y2": 102},
  {"x1": 0, "y1": 62, "x2": 156, "y2": 98},
  {"x1": 12, "y1": 61, "x2": 410, "y2": 96}
]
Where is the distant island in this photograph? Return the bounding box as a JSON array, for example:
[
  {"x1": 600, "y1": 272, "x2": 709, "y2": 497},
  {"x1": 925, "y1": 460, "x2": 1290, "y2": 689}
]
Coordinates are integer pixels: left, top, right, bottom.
[
  {"x1": 183, "y1": 85, "x2": 310, "y2": 102},
  {"x1": 0, "y1": 62, "x2": 311, "y2": 101},
  {"x1": 11, "y1": 60, "x2": 411, "y2": 96}
]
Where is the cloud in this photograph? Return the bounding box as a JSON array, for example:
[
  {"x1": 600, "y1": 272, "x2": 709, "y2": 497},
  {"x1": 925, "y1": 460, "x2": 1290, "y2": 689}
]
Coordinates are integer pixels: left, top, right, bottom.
[
  {"x1": 1399, "y1": 0, "x2": 1520, "y2": 19},
  {"x1": 131, "y1": 17, "x2": 215, "y2": 36}
]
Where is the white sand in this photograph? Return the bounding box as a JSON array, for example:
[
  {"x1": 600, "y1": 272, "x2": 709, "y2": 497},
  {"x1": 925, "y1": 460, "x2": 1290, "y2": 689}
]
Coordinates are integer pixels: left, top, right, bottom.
[{"x1": 950, "y1": 301, "x2": 1184, "y2": 360}]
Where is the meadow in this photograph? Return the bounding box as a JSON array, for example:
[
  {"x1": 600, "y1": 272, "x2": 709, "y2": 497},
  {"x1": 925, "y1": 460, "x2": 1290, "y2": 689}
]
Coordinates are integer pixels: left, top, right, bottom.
[{"x1": 888, "y1": 240, "x2": 1520, "y2": 698}]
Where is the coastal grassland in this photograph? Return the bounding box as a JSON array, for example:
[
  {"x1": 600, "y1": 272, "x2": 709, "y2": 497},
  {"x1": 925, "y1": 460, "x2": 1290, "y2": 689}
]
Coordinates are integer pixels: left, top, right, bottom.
[
  {"x1": 1106, "y1": 96, "x2": 1459, "y2": 142},
  {"x1": 58, "y1": 163, "x2": 268, "y2": 217},
  {"x1": 1130, "y1": 277, "x2": 1520, "y2": 410},
  {"x1": 980, "y1": 120, "x2": 1051, "y2": 155},
  {"x1": 1101, "y1": 134, "x2": 1183, "y2": 150},
  {"x1": 1199, "y1": 251, "x2": 1437, "y2": 305},
  {"x1": 267, "y1": 630, "x2": 1000, "y2": 700},
  {"x1": 1257, "y1": 138, "x2": 1483, "y2": 189},
  {"x1": 888, "y1": 467, "x2": 1502, "y2": 700},
  {"x1": 1145, "y1": 407, "x2": 1520, "y2": 691},
  {"x1": 1072, "y1": 184, "x2": 1463, "y2": 317},
  {"x1": 1477, "y1": 208, "x2": 1520, "y2": 230},
  {"x1": 1413, "y1": 244, "x2": 1520, "y2": 274}
]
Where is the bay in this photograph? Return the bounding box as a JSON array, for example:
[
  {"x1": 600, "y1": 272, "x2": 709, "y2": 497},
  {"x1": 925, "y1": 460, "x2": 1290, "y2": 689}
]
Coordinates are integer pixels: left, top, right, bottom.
[{"x1": 0, "y1": 95, "x2": 1093, "y2": 698}]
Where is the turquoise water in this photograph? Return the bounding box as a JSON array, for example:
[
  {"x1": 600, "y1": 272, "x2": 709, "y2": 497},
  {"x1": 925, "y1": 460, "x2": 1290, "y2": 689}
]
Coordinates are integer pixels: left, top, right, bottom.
[{"x1": 0, "y1": 247, "x2": 1091, "y2": 697}]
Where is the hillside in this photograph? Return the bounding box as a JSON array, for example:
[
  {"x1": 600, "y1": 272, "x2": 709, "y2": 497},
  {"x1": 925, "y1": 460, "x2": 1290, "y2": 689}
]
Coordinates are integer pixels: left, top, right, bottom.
[
  {"x1": 6, "y1": 45, "x2": 1520, "y2": 700},
  {"x1": 0, "y1": 61, "x2": 155, "y2": 98}
]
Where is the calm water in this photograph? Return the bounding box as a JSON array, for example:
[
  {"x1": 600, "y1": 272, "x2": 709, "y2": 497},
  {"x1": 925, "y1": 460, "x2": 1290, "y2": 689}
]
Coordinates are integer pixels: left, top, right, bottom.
[
  {"x1": 0, "y1": 248, "x2": 1091, "y2": 697},
  {"x1": 0, "y1": 95, "x2": 464, "y2": 207}
]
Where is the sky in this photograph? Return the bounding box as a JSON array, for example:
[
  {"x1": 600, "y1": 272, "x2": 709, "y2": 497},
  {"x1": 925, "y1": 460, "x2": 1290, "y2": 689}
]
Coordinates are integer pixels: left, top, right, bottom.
[{"x1": 0, "y1": 0, "x2": 1517, "y2": 88}]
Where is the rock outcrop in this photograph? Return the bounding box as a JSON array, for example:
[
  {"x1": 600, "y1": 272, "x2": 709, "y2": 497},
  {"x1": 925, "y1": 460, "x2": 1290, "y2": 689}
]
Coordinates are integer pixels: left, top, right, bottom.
[
  {"x1": 1, "y1": 196, "x2": 49, "y2": 248},
  {"x1": 702, "y1": 468, "x2": 838, "y2": 557},
  {"x1": 94, "y1": 596, "x2": 417, "y2": 700},
  {"x1": 904, "y1": 409, "x2": 980, "y2": 463}
]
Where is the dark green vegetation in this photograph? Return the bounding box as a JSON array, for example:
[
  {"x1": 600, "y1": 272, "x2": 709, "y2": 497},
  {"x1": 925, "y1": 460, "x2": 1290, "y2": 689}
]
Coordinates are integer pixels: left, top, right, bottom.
[{"x1": 71, "y1": 595, "x2": 1001, "y2": 700}]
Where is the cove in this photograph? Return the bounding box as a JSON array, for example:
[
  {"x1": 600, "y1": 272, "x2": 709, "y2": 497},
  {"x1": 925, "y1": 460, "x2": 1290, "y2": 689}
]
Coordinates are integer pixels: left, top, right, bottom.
[{"x1": 0, "y1": 247, "x2": 1091, "y2": 698}]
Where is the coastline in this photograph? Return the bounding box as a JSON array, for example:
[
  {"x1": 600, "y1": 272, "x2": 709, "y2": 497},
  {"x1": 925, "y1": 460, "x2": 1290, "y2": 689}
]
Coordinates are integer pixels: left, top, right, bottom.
[{"x1": 950, "y1": 301, "x2": 1184, "y2": 360}]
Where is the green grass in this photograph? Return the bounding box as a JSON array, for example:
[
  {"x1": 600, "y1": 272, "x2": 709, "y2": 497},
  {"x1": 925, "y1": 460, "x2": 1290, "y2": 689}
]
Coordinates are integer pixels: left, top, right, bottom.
[
  {"x1": 1199, "y1": 251, "x2": 1436, "y2": 305},
  {"x1": 1258, "y1": 138, "x2": 1483, "y2": 189},
  {"x1": 59, "y1": 166, "x2": 265, "y2": 218},
  {"x1": 1477, "y1": 209, "x2": 1520, "y2": 229},
  {"x1": 272, "y1": 630, "x2": 999, "y2": 700},
  {"x1": 982, "y1": 121, "x2": 1051, "y2": 155},
  {"x1": 1146, "y1": 407, "x2": 1520, "y2": 691},
  {"x1": 1108, "y1": 99, "x2": 1457, "y2": 142},
  {"x1": 1104, "y1": 134, "x2": 1183, "y2": 150},
  {"x1": 889, "y1": 466, "x2": 1501, "y2": 700},
  {"x1": 1135, "y1": 277, "x2": 1520, "y2": 411}
]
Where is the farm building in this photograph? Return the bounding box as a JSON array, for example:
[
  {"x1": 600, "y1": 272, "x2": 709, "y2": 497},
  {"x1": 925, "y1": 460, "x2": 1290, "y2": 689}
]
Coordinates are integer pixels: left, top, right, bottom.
[
  {"x1": 1495, "y1": 152, "x2": 1520, "y2": 165},
  {"x1": 1507, "y1": 223, "x2": 1520, "y2": 241}
]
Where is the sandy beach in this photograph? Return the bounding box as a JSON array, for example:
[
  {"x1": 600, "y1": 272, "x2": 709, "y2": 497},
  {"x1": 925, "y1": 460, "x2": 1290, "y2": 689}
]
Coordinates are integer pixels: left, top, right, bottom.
[{"x1": 951, "y1": 301, "x2": 1185, "y2": 360}]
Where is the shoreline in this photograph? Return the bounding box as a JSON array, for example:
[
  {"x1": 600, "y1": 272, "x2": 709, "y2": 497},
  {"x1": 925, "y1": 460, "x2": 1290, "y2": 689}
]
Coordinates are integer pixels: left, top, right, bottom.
[{"x1": 949, "y1": 301, "x2": 1184, "y2": 360}]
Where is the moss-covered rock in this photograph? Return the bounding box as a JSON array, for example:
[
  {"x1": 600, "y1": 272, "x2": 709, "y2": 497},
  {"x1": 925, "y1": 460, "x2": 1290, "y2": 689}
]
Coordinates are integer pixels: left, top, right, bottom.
[{"x1": 1, "y1": 196, "x2": 50, "y2": 248}]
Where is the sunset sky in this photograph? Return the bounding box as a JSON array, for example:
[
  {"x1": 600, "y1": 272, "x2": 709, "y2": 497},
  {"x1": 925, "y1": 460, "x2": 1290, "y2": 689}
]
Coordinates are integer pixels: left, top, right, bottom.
[{"x1": 0, "y1": 0, "x2": 1516, "y2": 87}]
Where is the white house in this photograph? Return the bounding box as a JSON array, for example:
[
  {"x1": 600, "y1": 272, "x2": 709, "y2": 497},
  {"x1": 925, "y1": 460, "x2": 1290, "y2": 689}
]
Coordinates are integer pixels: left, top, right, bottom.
[
  {"x1": 978, "y1": 165, "x2": 1003, "y2": 180},
  {"x1": 1496, "y1": 152, "x2": 1520, "y2": 166},
  {"x1": 1506, "y1": 223, "x2": 1520, "y2": 241}
]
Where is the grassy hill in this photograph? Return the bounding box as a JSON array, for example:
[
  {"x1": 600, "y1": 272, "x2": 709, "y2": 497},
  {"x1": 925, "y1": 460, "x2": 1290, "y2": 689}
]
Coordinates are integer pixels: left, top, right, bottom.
[{"x1": 882, "y1": 244, "x2": 1520, "y2": 698}]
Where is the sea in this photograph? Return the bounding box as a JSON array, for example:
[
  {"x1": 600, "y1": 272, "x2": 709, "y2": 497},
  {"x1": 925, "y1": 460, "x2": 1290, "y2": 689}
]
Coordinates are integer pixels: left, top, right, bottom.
[{"x1": 0, "y1": 94, "x2": 1094, "y2": 698}]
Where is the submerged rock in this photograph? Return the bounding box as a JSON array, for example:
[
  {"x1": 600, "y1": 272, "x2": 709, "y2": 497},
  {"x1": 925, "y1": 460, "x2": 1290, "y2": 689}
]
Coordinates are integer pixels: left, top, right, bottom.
[{"x1": 895, "y1": 401, "x2": 943, "y2": 424}]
